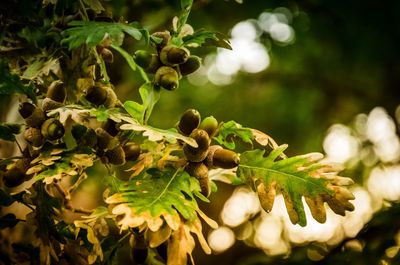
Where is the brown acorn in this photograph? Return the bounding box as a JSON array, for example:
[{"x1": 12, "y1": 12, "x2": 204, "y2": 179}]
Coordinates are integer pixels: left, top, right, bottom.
[
  {"x1": 24, "y1": 107, "x2": 46, "y2": 128},
  {"x1": 178, "y1": 109, "x2": 201, "y2": 136},
  {"x1": 47, "y1": 80, "x2": 66, "y2": 103},
  {"x1": 18, "y1": 102, "x2": 35, "y2": 119},
  {"x1": 179, "y1": 55, "x2": 201, "y2": 75},
  {"x1": 199, "y1": 116, "x2": 218, "y2": 137},
  {"x1": 185, "y1": 162, "x2": 210, "y2": 197},
  {"x1": 95, "y1": 128, "x2": 119, "y2": 150},
  {"x1": 24, "y1": 127, "x2": 44, "y2": 147},
  {"x1": 41, "y1": 118, "x2": 65, "y2": 141},
  {"x1": 183, "y1": 129, "x2": 210, "y2": 162},
  {"x1": 102, "y1": 119, "x2": 119, "y2": 137},
  {"x1": 205, "y1": 145, "x2": 240, "y2": 169},
  {"x1": 154, "y1": 66, "x2": 179, "y2": 91},
  {"x1": 85, "y1": 84, "x2": 108, "y2": 106},
  {"x1": 42, "y1": 97, "x2": 64, "y2": 112},
  {"x1": 123, "y1": 142, "x2": 141, "y2": 161},
  {"x1": 3, "y1": 166, "x2": 26, "y2": 188},
  {"x1": 105, "y1": 146, "x2": 126, "y2": 165},
  {"x1": 160, "y1": 45, "x2": 190, "y2": 66}
]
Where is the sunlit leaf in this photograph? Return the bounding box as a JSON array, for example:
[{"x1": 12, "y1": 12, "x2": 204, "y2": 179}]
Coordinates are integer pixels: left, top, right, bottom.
[
  {"x1": 214, "y1": 121, "x2": 253, "y2": 149},
  {"x1": 237, "y1": 145, "x2": 355, "y2": 226}
]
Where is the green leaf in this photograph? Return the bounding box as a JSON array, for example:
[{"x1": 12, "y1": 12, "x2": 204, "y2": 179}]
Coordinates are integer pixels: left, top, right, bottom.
[
  {"x1": 183, "y1": 30, "x2": 232, "y2": 49},
  {"x1": 213, "y1": 121, "x2": 254, "y2": 149},
  {"x1": 0, "y1": 213, "x2": 19, "y2": 229},
  {"x1": 106, "y1": 168, "x2": 209, "y2": 229},
  {"x1": 124, "y1": 101, "x2": 144, "y2": 122},
  {"x1": 181, "y1": 0, "x2": 193, "y2": 9},
  {"x1": 0, "y1": 61, "x2": 36, "y2": 101},
  {"x1": 0, "y1": 123, "x2": 21, "y2": 141},
  {"x1": 22, "y1": 57, "x2": 60, "y2": 81},
  {"x1": 175, "y1": 1, "x2": 192, "y2": 35},
  {"x1": 90, "y1": 106, "x2": 120, "y2": 122},
  {"x1": 238, "y1": 146, "x2": 355, "y2": 226},
  {"x1": 61, "y1": 21, "x2": 143, "y2": 50}
]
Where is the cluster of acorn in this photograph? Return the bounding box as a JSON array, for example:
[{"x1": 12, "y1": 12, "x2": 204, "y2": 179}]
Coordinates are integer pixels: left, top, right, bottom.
[
  {"x1": 134, "y1": 31, "x2": 201, "y2": 90},
  {"x1": 178, "y1": 109, "x2": 240, "y2": 197}
]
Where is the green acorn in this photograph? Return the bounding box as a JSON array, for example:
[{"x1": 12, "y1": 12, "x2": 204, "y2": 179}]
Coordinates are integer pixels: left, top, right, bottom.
[
  {"x1": 199, "y1": 116, "x2": 218, "y2": 137},
  {"x1": 183, "y1": 129, "x2": 210, "y2": 162},
  {"x1": 47, "y1": 80, "x2": 66, "y2": 103},
  {"x1": 154, "y1": 66, "x2": 179, "y2": 91},
  {"x1": 24, "y1": 107, "x2": 46, "y2": 128},
  {"x1": 41, "y1": 118, "x2": 65, "y2": 141},
  {"x1": 205, "y1": 145, "x2": 240, "y2": 169},
  {"x1": 159, "y1": 45, "x2": 190, "y2": 66},
  {"x1": 178, "y1": 109, "x2": 201, "y2": 136},
  {"x1": 95, "y1": 128, "x2": 119, "y2": 150},
  {"x1": 179, "y1": 55, "x2": 201, "y2": 75},
  {"x1": 105, "y1": 146, "x2": 126, "y2": 165},
  {"x1": 185, "y1": 162, "x2": 210, "y2": 197},
  {"x1": 123, "y1": 142, "x2": 141, "y2": 161},
  {"x1": 134, "y1": 50, "x2": 161, "y2": 73},
  {"x1": 24, "y1": 127, "x2": 44, "y2": 147},
  {"x1": 18, "y1": 102, "x2": 35, "y2": 119}
]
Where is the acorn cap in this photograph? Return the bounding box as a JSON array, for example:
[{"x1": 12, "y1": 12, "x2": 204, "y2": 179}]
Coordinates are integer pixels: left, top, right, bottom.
[
  {"x1": 18, "y1": 102, "x2": 35, "y2": 119},
  {"x1": 47, "y1": 80, "x2": 66, "y2": 103},
  {"x1": 160, "y1": 45, "x2": 190, "y2": 66},
  {"x1": 185, "y1": 162, "x2": 210, "y2": 197},
  {"x1": 99, "y1": 47, "x2": 114, "y2": 63},
  {"x1": 103, "y1": 86, "x2": 119, "y2": 108},
  {"x1": 151, "y1": 31, "x2": 171, "y2": 52},
  {"x1": 154, "y1": 66, "x2": 179, "y2": 91},
  {"x1": 178, "y1": 109, "x2": 201, "y2": 136},
  {"x1": 85, "y1": 85, "x2": 108, "y2": 106},
  {"x1": 42, "y1": 97, "x2": 64, "y2": 112},
  {"x1": 24, "y1": 127, "x2": 44, "y2": 147},
  {"x1": 123, "y1": 142, "x2": 141, "y2": 161},
  {"x1": 105, "y1": 146, "x2": 126, "y2": 165},
  {"x1": 3, "y1": 166, "x2": 26, "y2": 188},
  {"x1": 95, "y1": 128, "x2": 119, "y2": 150},
  {"x1": 179, "y1": 55, "x2": 201, "y2": 75},
  {"x1": 41, "y1": 118, "x2": 65, "y2": 141},
  {"x1": 199, "y1": 116, "x2": 218, "y2": 137},
  {"x1": 24, "y1": 107, "x2": 46, "y2": 128}
]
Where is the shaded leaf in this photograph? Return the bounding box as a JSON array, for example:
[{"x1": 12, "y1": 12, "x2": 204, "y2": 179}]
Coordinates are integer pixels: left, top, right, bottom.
[
  {"x1": 0, "y1": 189, "x2": 26, "y2": 206},
  {"x1": 61, "y1": 21, "x2": 143, "y2": 50},
  {"x1": 237, "y1": 145, "x2": 355, "y2": 226},
  {"x1": 82, "y1": 0, "x2": 105, "y2": 14},
  {"x1": 183, "y1": 30, "x2": 232, "y2": 49},
  {"x1": 22, "y1": 57, "x2": 60, "y2": 81},
  {"x1": 0, "y1": 123, "x2": 21, "y2": 141},
  {"x1": 0, "y1": 61, "x2": 36, "y2": 101},
  {"x1": 214, "y1": 121, "x2": 253, "y2": 149},
  {"x1": 0, "y1": 213, "x2": 19, "y2": 229}
]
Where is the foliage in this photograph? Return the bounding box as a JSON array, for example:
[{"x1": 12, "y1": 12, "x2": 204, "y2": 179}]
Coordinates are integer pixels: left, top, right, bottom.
[{"x1": 0, "y1": 0, "x2": 355, "y2": 265}]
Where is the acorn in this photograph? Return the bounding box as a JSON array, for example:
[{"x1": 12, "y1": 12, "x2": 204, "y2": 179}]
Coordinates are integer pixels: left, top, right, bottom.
[
  {"x1": 18, "y1": 102, "x2": 35, "y2": 119},
  {"x1": 42, "y1": 97, "x2": 64, "y2": 112},
  {"x1": 134, "y1": 50, "x2": 161, "y2": 73},
  {"x1": 151, "y1": 31, "x2": 171, "y2": 52},
  {"x1": 123, "y1": 142, "x2": 141, "y2": 161},
  {"x1": 3, "y1": 166, "x2": 26, "y2": 188},
  {"x1": 47, "y1": 80, "x2": 66, "y2": 103},
  {"x1": 85, "y1": 84, "x2": 108, "y2": 106},
  {"x1": 97, "y1": 46, "x2": 114, "y2": 63},
  {"x1": 24, "y1": 127, "x2": 44, "y2": 147},
  {"x1": 95, "y1": 128, "x2": 119, "y2": 150},
  {"x1": 102, "y1": 119, "x2": 119, "y2": 137},
  {"x1": 41, "y1": 118, "x2": 65, "y2": 141},
  {"x1": 72, "y1": 125, "x2": 98, "y2": 148},
  {"x1": 178, "y1": 109, "x2": 201, "y2": 136},
  {"x1": 24, "y1": 107, "x2": 46, "y2": 128},
  {"x1": 185, "y1": 162, "x2": 210, "y2": 197},
  {"x1": 199, "y1": 116, "x2": 218, "y2": 137},
  {"x1": 159, "y1": 45, "x2": 189, "y2": 66},
  {"x1": 105, "y1": 146, "x2": 126, "y2": 165},
  {"x1": 205, "y1": 145, "x2": 240, "y2": 169},
  {"x1": 183, "y1": 129, "x2": 210, "y2": 162},
  {"x1": 154, "y1": 66, "x2": 179, "y2": 91},
  {"x1": 179, "y1": 55, "x2": 201, "y2": 75}
]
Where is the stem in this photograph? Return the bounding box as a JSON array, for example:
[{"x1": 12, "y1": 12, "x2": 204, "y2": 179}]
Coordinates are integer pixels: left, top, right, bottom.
[
  {"x1": 78, "y1": 0, "x2": 89, "y2": 21},
  {"x1": 15, "y1": 139, "x2": 23, "y2": 154}
]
